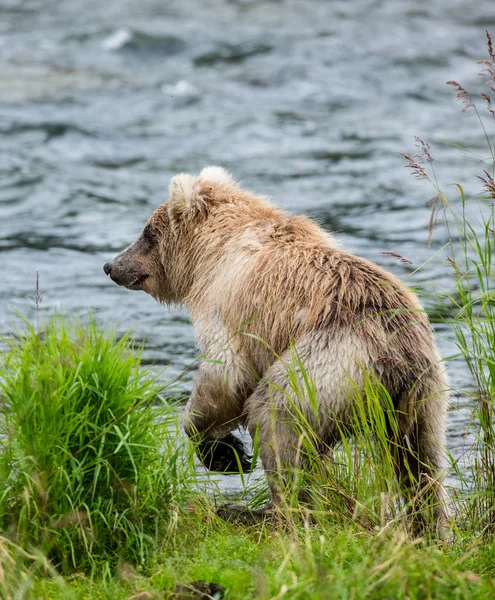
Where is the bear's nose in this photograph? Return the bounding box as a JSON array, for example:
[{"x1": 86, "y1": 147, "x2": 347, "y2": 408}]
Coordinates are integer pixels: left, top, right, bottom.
[{"x1": 103, "y1": 262, "x2": 112, "y2": 276}]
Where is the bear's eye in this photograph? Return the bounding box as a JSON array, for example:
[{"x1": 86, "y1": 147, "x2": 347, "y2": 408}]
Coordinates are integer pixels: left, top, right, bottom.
[{"x1": 143, "y1": 225, "x2": 155, "y2": 244}]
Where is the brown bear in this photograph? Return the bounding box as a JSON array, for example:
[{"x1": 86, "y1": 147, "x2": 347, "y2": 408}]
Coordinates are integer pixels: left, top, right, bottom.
[{"x1": 104, "y1": 166, "x2": 448, "y2": 530}]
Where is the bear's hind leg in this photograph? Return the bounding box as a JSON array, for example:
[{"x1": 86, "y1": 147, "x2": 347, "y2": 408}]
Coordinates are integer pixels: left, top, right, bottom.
[
  {"x1": 394, "y1": 388, "x2": 448, "y2": 536},
  {"x1": 216, "y1": 382, "x2": 306, "y2": 524},
  {"x1": 215, "y1": 333, "x2": 368, "y2": 523}
]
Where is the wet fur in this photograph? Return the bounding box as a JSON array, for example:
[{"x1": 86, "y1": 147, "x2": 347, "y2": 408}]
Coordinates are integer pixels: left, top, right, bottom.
[{"x1": 106, "y1": 166, "x2": 448, "y2": 531}]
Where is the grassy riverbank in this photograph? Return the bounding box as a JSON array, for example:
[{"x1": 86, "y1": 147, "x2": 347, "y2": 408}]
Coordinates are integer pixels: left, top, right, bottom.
[
  {"x1": 0, "y1": 311, "x2": 494, "y2": 600},
  {"x1": 23, "y1": 517, "x2": 495, "y2": 599}
]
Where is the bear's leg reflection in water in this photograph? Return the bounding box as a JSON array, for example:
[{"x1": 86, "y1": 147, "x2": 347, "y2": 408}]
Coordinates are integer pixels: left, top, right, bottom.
[{"x1": 191, "y1": 432, "x2": 252, "y2": 474}]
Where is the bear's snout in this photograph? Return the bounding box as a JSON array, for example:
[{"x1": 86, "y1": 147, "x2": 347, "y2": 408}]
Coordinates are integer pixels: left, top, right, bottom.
[{"x1": 103, "y1": 246, "x2": 150, "y2": 291}]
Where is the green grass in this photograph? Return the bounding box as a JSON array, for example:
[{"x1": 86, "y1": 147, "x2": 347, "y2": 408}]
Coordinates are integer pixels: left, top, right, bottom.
[
  {"x1": 24, "y1": 515, "x2": 495, "y2": 599},
  {"x1": 0, "y1": 316, "x2": 190, "y2": 577}
]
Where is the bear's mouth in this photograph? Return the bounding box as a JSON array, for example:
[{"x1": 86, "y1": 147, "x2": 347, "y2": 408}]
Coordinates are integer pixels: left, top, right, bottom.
[{"x1": 126, "y1": 274, "x2": 149, "y2": 290}]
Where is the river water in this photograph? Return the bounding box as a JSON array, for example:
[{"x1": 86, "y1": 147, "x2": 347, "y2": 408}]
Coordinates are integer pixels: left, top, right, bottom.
[{"x1": 1, "y1": 0, "x2": 494, "y2": 484}]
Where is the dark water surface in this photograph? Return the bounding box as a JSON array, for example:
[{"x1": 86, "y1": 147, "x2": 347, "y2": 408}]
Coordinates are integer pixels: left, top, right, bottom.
[{"x1": 1, "y1": 0, "x2": 494, "y2": 482}]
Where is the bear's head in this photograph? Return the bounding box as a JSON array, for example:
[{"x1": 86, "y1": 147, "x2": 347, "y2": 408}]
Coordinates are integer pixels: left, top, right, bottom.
[{"x1": 103, "y1": 166, "x2": 242, "y2": 303}]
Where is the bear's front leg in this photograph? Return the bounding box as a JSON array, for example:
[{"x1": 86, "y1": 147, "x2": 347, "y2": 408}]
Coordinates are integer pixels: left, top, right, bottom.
[{"x1": 184, "y1": 362, "x2": 254, "y2": 474}]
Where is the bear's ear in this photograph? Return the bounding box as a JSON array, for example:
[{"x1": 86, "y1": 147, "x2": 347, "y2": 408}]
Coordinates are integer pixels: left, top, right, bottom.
[
  {"x1": 168, "y1": 166, "x2": 237, "y2": 227},
  {"x1": 199, "y1": 165, "x2": 235, "y2": 186},
  {"x1": 168, "y1": 172, "x2": 206, "y2": 223}
]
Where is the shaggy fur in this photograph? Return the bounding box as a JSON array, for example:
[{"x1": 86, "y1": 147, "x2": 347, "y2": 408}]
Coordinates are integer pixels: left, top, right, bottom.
[{"x1": 104, "y1": 166, "x2": 448, "y2": 529}]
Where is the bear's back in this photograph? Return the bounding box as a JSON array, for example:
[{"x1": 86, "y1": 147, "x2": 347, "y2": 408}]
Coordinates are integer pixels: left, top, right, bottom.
[{"x1": 200, "y1": 211, "x2": 433, "y2": 371}]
